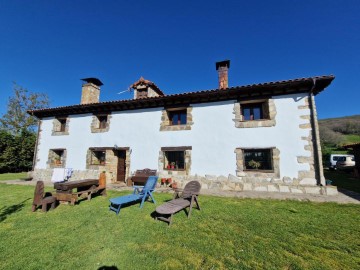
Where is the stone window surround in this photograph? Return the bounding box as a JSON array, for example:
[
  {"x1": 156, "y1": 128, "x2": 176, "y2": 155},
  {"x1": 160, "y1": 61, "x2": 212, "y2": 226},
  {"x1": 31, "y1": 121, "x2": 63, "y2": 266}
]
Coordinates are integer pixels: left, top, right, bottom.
[
  {"x1": 235, "y1": 147, "x2": 280, "y2": 179},
  {"x1": 86, "y1": 148, "x2": 106, "y2": 169},
  {"x1": 85, "y1": 147, "x2": 131, "y2": 183},
  {"x1": 233, "y1": 99, "x2": 276, "y2": 128},
  {"x1": 47, "y1": 148, "x2": 67, "y2": 168},
  {"x1": 91, "y1": 113, "x2": 111, "y2": 133},
  {"x1": 160, "y1": 106, "x2": 194, "y2": 131},
  {"x1": 159, "y1": 146, "x2": 192, "y2": 177},
  {"x1": 52, "y1": 117, "x2": 69, "y2": 136}
]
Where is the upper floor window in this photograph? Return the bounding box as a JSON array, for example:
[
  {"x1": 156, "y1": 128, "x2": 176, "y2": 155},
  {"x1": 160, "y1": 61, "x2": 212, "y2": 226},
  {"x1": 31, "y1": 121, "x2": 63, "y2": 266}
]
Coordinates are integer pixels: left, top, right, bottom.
[
  {"x1": 91, "y1": 114, "x2": 111, "y2": 133},
  {"x1": 160, "y1": 106, "x2": 193, "y2": 131},
  {"x1": 52, "y1": 117, "x2": 69, "y2": 135},
  {"x1": 241, "y1": 102, "x2": 269, "y2": 121},
  {"x1": 233, "y1": 99, "x2": 276, "y2": 128},
  {"x1": 169, "y1": 109, "x2": 187, "y2": 125},
  {"x1": 98, "y1": 115, "x2": 108, "y2": 129}
]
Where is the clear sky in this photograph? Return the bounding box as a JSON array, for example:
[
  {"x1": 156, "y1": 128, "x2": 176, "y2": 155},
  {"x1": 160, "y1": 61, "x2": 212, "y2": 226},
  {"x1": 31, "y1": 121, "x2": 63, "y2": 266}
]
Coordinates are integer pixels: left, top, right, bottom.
[{"x1": 0, "y1": 0, "x2": 359, "y2": 119}]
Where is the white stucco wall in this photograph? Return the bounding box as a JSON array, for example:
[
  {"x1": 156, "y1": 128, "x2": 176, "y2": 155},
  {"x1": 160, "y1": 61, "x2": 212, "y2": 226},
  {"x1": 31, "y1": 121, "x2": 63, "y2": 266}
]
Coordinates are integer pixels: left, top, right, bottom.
[{"x1": 35, "y1": 93, "x2": 311, "y2": 179}]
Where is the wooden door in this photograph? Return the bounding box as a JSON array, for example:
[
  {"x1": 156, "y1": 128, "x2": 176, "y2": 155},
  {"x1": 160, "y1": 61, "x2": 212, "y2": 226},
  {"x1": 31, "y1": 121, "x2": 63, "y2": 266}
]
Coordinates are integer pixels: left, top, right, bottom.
[{"x1": 116, "y1": 150, "x2": 126, "y2": 182}]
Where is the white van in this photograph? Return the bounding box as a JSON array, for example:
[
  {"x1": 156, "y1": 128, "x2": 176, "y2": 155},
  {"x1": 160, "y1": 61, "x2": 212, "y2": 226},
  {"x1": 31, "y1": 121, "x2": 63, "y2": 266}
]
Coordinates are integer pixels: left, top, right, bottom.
[{"x1": 329, "y1": 154, "x2": 354, "y2": 170}]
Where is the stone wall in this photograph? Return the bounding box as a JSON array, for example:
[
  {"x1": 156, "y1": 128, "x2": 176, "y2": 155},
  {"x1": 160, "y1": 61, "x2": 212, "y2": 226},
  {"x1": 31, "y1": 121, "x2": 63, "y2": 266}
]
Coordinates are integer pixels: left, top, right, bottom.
[{"x1": 162, "y1": 173, "x2": 338, "y2": 196}]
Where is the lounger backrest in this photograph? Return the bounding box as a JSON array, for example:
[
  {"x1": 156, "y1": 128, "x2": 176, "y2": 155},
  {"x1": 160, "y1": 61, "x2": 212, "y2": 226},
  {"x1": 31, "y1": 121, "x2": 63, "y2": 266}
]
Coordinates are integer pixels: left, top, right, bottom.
[
  {"x1": 33, "y1": 181, "x2": 45, "y2": 205},
  {"x1": 142, "y1": 176, "x2": 158, "y2": 192},
  {"x1": 182, "y1": 181, "x2": 201, "y2": 199}
]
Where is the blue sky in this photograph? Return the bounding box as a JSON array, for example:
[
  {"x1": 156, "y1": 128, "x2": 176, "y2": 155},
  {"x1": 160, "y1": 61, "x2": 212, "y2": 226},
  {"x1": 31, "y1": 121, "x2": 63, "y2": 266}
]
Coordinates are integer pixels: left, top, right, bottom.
[{"x1": 0, "y1": 0, "x2": 359, "y2": 119}]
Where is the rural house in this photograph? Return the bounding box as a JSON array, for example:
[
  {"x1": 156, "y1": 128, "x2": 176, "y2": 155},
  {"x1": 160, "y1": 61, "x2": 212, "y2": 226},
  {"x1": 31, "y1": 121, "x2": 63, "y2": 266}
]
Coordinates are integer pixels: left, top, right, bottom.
[{"x1": 28, "y1": 60, "x2": 337, "y2": 195}]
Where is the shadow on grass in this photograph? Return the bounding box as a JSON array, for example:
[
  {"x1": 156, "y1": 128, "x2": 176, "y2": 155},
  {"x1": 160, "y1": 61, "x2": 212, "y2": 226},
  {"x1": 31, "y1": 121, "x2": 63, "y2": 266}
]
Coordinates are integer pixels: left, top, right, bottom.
[
  {"x1": 0, "y1": 198, "x2": 30, "y2": 222},
  {"x1": 98, "y1": 266, "x2": 118, "y2": 270}
]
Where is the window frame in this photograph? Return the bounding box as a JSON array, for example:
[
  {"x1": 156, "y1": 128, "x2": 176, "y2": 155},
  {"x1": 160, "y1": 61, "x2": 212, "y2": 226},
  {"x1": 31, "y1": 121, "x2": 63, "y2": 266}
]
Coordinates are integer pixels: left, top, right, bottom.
[
  {"x1": 163, "y1": 150, "x2": 186, "y2": 171},
  {"x1": 243, "y1": 148, "x2": 274, "y2": 172},
  {"x1": 49, "y1": 148, "x2": 66, "y2": 168},
  {"x1": 90, "y1": 150, "x2": 106, "y2": 166},
  {"x1": 168, "y1": 109, "x2": 187, "y2": 126}
]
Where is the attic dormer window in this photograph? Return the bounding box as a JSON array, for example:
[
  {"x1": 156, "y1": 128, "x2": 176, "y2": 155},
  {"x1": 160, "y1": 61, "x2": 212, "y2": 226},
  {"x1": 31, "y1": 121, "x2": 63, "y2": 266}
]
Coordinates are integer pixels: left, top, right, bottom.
[{"x1": 136, "y1": 89, "x2": 148, "y2": 99}]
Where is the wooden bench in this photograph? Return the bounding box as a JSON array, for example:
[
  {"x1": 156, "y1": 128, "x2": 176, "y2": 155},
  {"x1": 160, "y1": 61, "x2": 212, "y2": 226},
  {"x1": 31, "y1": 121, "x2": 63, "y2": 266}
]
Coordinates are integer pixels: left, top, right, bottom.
[{"x1": 129, "y1": 168, "x2": 157, "y2": 186}]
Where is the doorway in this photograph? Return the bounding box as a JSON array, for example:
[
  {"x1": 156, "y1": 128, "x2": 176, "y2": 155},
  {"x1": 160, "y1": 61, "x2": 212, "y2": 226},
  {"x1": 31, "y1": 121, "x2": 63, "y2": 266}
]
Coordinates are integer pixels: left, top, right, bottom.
[{"x1": 115, "y1": 150, "x2": 126, "y2": 182}]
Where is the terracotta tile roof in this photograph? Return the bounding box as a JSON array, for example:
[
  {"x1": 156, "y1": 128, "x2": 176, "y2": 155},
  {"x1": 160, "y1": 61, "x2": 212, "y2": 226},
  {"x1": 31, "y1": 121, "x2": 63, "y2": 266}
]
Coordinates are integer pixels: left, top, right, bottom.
[{"x1": 28, "y1": 75, "x2": 335, "y2": 118}]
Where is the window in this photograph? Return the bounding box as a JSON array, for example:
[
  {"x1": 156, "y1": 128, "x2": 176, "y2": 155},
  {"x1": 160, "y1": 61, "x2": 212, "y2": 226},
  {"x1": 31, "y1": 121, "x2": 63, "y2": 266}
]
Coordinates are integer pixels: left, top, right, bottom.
[
  {"x1": 241, "y1": 102, "x2": 268, "y2": 121},
  {"x1": 48, "y1": 149, "x2": 66, "y2": 167},
  {"x1": 243, "y1": 149, "x2": 273, "y2": 171},
  {"x1": 98, "y1": 115, "x2": 107, "y2": 129},
  {"x1": 58, "y1": 118, "x2": 66, "y2": 132},
  {"x1": 52, "y1": 117, "x2": 69, "y2": 135},
  {"x1": 90, "y1": 150, "x2": 106, "y2": 165},
  {"x1": 136, "y1": 89, "x2": 148, "y2": 99},
  {"x1": 233, "y1": 100, "x2": 276, "y2": 128},
  {"x1": 91, "y1": 114, "x2": 110, "y2": 133},
  {"x1": 168, "y1": 109, "x2": 187, "y2": 125},
  {"x1": 164, "y1": 151, "x2": 185, "y2": 170}
]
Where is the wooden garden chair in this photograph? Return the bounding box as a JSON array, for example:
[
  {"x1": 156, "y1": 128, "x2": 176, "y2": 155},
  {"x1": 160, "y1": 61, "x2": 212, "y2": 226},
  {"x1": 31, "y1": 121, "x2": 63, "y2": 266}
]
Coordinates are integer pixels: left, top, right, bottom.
[{"x1": 32, "y1": 181, "x2": 57, "y2": 212}]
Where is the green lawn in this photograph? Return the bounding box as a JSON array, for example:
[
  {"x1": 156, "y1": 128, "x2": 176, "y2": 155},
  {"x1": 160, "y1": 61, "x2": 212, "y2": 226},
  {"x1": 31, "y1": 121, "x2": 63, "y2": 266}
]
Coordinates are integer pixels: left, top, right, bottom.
[
  {"x1": 344, "y1": 134, "x2": 360, "y2": 144},
  {"x1": 324, "y1": 170, "x2": 360, "y2": 194},
  {"x1": 0, "y1": 184, "x2": 359, "y2": 270},
  {"x1": 0, "y1": 172, "x2": 28, "y2": 181}
]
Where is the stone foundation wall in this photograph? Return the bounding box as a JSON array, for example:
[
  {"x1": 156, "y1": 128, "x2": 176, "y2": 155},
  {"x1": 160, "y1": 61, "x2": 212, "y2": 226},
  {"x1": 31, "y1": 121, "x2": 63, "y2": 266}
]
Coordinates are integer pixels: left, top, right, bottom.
[
  {"x1": 164, "y1": 173, "x2": 338, "y2": 196},
  {"x1": 32, "y1": 168, "x2": 100, "y2": 183}
]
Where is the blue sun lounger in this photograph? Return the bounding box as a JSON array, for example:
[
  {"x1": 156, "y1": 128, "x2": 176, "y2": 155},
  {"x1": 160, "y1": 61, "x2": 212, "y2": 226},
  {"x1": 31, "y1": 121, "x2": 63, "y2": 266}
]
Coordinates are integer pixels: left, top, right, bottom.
[{"x1": 109, "y1": 176, "x2": 157, "y2": 216}]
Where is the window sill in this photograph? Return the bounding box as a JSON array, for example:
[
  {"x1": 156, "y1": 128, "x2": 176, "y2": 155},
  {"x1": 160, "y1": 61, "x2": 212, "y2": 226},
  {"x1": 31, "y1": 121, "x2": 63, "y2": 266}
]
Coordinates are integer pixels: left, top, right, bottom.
[
  {"x1": 244, "y1": 169, "x2": 274, "y2": 173},
  {"x1": 234, "y1": 119, "x2": 276, "y2": 128}
]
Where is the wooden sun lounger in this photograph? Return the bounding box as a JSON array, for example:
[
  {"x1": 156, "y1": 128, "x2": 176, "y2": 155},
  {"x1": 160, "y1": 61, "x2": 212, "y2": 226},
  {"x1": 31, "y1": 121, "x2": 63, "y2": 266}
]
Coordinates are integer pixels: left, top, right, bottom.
[{"x1": 155, "y1": 181, "x2": 201, "y2": 226}]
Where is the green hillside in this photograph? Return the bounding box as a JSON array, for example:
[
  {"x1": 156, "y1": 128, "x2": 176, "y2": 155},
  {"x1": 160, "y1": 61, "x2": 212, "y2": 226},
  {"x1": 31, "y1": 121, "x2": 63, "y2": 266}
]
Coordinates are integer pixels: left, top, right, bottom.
[{"x1": 319, "y1": 115, "x2": 360, "y2": 164}]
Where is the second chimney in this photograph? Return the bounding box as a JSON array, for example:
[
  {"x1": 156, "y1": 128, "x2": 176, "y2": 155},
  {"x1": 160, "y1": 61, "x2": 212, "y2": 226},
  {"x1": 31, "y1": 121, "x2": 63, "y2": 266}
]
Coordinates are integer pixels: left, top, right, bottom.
[
  {"x1": 215, "y1": 60, "x2": 230, "y2": 90},
  {"x1": 80, "y1": 78, "x2": 103, "y2": 104}
]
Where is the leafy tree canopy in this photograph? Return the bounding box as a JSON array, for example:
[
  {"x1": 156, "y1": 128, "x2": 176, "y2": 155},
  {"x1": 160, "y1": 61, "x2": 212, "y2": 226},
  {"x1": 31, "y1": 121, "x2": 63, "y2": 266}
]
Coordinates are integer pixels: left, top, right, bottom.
[{"x1": 0, "y1": 83, "x2": 49, "y2": 134}]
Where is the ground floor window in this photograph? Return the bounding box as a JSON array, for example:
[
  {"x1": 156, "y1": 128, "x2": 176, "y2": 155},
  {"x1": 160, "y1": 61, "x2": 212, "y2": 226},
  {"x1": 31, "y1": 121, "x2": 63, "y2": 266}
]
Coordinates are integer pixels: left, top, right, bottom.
[
  {"x1": 164, "y1": 151, "x2": 185, "y2": 170},
  {"x1": 90, "y1": 150, "x2": 106, "y2": 165},
  {"x1": 160, "y1": 146, "x2": 192, "y2": 176},
  {"x1": 48, "y1": 149, "x2": 66, "y2": 168},
  {"x1": 243, "y1": 149, "x2": 273, "y2": 171}
]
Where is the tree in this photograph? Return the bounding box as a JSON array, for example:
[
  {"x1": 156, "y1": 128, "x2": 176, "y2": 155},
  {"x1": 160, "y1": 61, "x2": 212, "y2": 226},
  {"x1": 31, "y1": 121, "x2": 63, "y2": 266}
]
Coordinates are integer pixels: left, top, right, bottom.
[
  {"x1": 0, "y1": 129, "x2": 36, "y2": 173},
  {"x1": 0, "y1": 83, "x2": 49, "y2": 134}
]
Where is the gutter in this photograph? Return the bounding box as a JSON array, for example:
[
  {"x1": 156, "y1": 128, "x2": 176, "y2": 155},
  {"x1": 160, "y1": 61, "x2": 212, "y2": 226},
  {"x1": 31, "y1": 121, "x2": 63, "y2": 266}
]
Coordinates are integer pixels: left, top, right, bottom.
[{"x1": 308, "y1": 78, "x2": 325, "y2": 186}]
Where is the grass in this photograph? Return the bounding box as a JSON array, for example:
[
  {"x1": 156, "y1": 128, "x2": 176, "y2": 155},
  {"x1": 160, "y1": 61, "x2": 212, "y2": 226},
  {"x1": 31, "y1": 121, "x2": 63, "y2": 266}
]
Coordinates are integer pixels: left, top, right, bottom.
[
  {"x1": 0, "y1": 184, "x2": 359, "y2": 269},
  {"x1": 344, "y1": 134, "x2": 360, "y2": 144},
  {"x1": 0, "y1": 172, "x2": 28, "y2": 181},
  {"x1": 324, "y1": 170, "x2": 360, "y2": 194}
]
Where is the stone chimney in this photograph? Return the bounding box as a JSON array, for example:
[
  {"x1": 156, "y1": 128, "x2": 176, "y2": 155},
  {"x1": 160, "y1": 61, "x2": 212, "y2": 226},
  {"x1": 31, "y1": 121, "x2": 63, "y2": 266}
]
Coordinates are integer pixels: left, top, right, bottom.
[
  {"x1": 215, "y1": 60, "x2": 230, "y2": 90},
  {"x1": 80, "y1": 78, "x2": 103, "y2": 104}
]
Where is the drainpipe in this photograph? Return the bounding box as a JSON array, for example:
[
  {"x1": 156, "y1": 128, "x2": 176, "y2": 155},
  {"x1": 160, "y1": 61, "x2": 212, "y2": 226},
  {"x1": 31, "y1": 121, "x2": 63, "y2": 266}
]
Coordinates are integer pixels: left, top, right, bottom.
[{"x1": 308, "y1": 78, "x2": 325, "y2": 186}]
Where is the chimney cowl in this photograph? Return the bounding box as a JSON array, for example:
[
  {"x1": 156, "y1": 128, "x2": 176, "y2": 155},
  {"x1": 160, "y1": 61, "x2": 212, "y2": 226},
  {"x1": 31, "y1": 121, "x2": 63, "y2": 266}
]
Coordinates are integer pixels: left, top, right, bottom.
[
  {"x1": 215, "y1": 60, "x2": 230, "y2": 70},
  {"x1": 81, "y1": 77, "x2": 103, "y2": 86}
]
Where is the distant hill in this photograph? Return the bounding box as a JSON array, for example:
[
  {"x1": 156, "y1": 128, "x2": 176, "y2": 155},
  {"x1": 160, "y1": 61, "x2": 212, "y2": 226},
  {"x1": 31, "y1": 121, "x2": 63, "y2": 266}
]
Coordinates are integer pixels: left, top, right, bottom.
[{"x1": 319, "y1": 115, "x2": 360, "y2": 146}]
